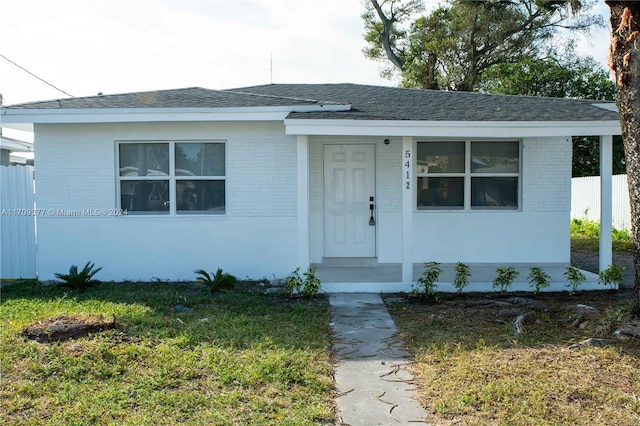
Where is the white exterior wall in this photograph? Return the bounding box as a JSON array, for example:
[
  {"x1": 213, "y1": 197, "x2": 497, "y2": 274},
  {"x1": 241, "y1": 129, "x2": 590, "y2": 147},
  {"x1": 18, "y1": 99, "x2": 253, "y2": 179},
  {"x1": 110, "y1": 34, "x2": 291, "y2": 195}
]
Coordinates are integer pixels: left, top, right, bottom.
[
  {"x1": 35, "y1": 124, "x2": 573, "y2": 281},
  {"x1": 34, "y1": 122, "x2": 299, "y2": 281},
  {"x1": 411, "y1": 137, "x2": 572, "y2": 263},
  {"x1": 308, "y1": 136, "x2": 572, "y2": 265}
]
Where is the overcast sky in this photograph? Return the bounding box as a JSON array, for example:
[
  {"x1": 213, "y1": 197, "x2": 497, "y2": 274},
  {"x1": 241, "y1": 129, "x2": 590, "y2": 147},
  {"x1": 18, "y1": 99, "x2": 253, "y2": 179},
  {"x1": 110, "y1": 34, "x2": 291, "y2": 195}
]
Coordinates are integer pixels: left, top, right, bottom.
[{"x1": 0, "y1": 0, "x2": 612, "y2": 108}]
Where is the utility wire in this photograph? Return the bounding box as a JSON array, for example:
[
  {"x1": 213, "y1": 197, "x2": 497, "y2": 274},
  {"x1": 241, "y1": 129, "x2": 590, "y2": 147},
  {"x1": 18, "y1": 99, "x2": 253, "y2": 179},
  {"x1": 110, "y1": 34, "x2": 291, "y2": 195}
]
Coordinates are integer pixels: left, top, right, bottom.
[{"x1": 0, "y1": 53, "x2": 74, "y2": 98}]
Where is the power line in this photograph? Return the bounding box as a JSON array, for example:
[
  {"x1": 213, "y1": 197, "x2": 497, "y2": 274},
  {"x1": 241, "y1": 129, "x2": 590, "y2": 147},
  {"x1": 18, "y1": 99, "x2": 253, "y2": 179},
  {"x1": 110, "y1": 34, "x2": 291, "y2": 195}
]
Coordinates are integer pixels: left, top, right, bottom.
[{"x1": 0, "y1": 53, "x2": 74, "y2": 98}]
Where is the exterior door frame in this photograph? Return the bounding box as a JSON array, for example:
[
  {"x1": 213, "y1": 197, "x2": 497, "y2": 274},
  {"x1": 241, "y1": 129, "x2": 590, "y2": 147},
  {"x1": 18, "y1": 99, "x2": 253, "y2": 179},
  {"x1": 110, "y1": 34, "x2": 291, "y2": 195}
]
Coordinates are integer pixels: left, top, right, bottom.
[{"x1": 323, "y1": 143, "x2": 377, "y2": 258}]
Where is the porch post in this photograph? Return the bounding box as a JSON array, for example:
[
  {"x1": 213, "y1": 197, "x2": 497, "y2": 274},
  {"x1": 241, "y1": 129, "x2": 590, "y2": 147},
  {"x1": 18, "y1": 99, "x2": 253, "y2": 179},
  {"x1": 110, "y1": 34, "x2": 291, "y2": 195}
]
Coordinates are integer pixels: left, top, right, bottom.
[
  {"x1": 297, "y1": 135, "x2": 310, "y2": 269},
  {"x1": 600, "y1": 135, "x2": 613, "y2": 272},
  {"x1": 401, "y1": 136, "x2": 413, "y2": 282}
]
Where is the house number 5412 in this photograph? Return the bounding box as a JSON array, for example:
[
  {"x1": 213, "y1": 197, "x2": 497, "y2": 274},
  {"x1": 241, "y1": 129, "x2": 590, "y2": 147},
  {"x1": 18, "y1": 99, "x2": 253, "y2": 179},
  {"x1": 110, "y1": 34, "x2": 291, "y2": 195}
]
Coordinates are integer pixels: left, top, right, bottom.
[{"x1": 404, "y1": 149, "x2": 411, "y2": 190}]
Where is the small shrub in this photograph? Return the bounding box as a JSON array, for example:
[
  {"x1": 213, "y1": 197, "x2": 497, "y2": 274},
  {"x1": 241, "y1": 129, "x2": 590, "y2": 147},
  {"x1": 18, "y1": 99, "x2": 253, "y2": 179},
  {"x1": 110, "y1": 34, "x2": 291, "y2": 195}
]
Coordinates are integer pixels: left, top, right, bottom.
[
  {"x1": 301, "y1": 268, "x2": 321, "y2": 297},
  {"x1": 195, "y1": 268, "x2": 237, "y2": 293},
  {"x1": 285, "y1": 267, "x2": 321, "y2": 297},
  {"x1": 415, "y1": 262, "x2": 442, "y2": 299},
  {"x1": 564, "y1": 266, "x2": 586, "y2": 295},
  {"x1": 598, "y1": 264, "x2": 625, "y2": 289},
  {"x1": 453, "y1": 262, "x2": 471, "y2": 294},
  {"x1": 493, "y1": 266, "x2": 519, "y2": 292},
  {"x1": 54, "y1": 261, "x2": 102, "y2": 291},
  {"x1": 527, "y1": 267, "x2": 551, "y2": 294}
]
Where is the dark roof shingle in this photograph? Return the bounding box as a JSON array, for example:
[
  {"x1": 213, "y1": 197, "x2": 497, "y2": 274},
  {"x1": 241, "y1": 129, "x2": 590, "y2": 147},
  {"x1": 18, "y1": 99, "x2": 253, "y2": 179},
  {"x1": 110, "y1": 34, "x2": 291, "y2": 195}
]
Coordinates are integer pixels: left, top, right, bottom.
[
  {"x1": 227, "y1": 83, "x2": 619, "y2": 122},
  {"x1": 4, "y1": 83, "x2": 619, "y2": 122}
]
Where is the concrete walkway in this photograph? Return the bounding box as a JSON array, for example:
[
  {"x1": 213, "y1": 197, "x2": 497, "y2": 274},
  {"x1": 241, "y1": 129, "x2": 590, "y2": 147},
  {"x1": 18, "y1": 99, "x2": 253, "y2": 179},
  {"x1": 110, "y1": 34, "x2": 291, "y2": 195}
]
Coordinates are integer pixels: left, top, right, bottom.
[{"x1": 330, "y1": 293, "x2": 429, "y2": 425}]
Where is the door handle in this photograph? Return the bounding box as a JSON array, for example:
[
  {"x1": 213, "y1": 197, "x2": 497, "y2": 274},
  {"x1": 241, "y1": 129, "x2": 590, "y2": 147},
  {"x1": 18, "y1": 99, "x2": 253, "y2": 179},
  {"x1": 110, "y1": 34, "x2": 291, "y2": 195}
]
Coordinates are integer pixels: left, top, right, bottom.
[{"x1": 369, "y1": 196, "x2": 375, "y2": 226}]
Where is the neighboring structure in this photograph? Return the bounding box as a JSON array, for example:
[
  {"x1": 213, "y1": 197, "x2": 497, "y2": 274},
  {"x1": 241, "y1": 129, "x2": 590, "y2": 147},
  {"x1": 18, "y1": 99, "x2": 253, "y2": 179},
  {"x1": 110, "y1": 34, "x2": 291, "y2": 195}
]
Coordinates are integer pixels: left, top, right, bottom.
[
  {"x1": 0, "y1": 135, "x2": 33, "y2": 165},
  {"x1": 0, "y1": 84, "x2": 622, "y2": 291}
]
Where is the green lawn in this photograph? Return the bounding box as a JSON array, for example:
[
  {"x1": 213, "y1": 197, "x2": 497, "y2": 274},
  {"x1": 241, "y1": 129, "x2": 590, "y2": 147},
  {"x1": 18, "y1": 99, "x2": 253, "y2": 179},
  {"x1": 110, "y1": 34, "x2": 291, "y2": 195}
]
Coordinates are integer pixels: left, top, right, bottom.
[{"x1": 0, "y1": 281, "x2": 335, "y2": 425}]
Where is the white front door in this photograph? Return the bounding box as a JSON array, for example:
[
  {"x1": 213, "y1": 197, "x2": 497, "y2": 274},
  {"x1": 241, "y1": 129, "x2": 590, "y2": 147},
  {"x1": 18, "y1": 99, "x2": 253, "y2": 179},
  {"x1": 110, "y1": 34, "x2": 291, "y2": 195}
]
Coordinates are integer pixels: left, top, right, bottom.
[{"x1": 324, "y1": 144, "x2": 376, "y2": 258}]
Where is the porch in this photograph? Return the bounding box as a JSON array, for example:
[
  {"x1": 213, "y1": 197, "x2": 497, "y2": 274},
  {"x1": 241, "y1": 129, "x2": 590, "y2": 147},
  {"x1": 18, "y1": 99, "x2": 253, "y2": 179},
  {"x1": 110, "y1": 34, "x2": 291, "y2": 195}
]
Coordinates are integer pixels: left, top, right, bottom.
[{"x1": 314, "y1": 262, "x2": 600, "y2": 293}]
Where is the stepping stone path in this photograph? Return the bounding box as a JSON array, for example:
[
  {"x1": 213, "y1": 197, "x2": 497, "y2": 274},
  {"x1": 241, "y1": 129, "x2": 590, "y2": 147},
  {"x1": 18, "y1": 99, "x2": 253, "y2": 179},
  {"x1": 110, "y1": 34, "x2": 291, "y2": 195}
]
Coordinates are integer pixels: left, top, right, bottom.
[{"x1": 330, "y1": 293, "x2": 429, "y2": 425}]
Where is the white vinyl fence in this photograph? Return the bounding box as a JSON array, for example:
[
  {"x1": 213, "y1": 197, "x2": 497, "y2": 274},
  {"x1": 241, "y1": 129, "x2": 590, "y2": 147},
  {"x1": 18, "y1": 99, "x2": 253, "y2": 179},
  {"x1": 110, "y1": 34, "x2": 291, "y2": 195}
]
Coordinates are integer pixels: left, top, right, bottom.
[
  {"x1": 571, "y1": 174, "x2": 631, "y2": 231},
  {"x1": 1, "y1": 165, "x2": 37, "y2": 279}
]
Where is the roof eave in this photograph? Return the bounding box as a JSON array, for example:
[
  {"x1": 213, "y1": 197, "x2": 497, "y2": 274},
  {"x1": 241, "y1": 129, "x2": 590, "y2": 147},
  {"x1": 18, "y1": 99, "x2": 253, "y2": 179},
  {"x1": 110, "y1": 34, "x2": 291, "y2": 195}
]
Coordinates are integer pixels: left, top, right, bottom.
[
  {"x1": 0, "y1": 104, "x2": 352, "y2": 125},
  {"x1": 284, "y1": 119, "x2": 622, "y2": 138}
]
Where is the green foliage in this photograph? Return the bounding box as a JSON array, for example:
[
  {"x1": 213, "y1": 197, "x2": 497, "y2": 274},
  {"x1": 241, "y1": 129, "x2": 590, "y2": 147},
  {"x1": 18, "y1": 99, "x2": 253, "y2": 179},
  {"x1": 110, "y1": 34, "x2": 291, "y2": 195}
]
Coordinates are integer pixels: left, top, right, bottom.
[
  {"x1": 493, "y1": 266, "x2": 519, "y2": 292},
  {"x1": 527, "y1": 267, "x2": 551, "y2": 294},
  {"x1": 194, "y1": 268, "x2": 237, "y2": 293},
  {"x1": 564, "y1": 266, "x2": 586, "y2": 294},
  {"x1": 598, "y1": 264, "x2": 625, "y2": 289},
  {"x1": 285, "y1": 267, "x2": 321, "y2": 298},
  {"x1": 415, "y1": 262, "x2": 442, "y2": 299},
  {"x1": 481, "y1": 54, "x2": 615, "y2": 100},
  {"x1": 362, "y1": 0, "x2": 602, "y2": 91},
  {"x1": 572, "y1": 135, "x2": 626, "y2": 178},
  {"x1": 54, "y1": 261, "x2": 102, "y2": 291},
  {"x1": 453, "y1": 262, "x2": 471, "y2": 294},
  {"x1": 570, "y1": 218, "x2": 633, "y2": 252}
]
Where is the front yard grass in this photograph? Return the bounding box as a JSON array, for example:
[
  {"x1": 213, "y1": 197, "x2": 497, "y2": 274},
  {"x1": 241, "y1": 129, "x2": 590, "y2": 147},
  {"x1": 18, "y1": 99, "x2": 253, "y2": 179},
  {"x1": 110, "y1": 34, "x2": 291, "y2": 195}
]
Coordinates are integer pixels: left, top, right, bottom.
[
  {"x1": 0, "y1": 280, "x2": 335, "y2": 425},
  {"x1": 385, "y1": 292, "x2": 640, "y2": 425}
]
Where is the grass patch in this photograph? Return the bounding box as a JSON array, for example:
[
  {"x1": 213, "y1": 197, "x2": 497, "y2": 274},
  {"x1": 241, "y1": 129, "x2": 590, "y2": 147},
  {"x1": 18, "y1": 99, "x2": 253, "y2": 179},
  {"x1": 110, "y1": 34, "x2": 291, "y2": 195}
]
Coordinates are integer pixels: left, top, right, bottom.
[
  {"x1": 0, "y1": 280, "x2": 335, "y2": 425},
  {"x1": 385, "y1": 292, "x2": 640, "y2": 425},
  {"x1": 571, "y1": 218, "x2": 633, "y2": 252}
]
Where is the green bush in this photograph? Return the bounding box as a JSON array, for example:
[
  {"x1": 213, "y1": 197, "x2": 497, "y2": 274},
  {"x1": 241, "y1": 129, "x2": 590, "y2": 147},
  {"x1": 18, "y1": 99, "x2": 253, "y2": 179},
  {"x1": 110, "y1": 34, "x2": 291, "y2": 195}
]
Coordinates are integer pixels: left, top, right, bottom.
[
  {"x1": 564, "y1": 266, "x2": 586, "y2": 295},
  {"x1": 415, "y1": 262, "x2": 442, "y2": 300},
  {"x1": 493, "y1": 266, "x2": 519, "y2": 292},
  {"x1": 528, "y1": 267, "x2": 551, "y2": 294},
  {"x1": 598, "y1": 264, "x2": 625, "y2": 289},
  {"x1": 570, "y1": 218, "x2": 632, "y2": 252},
  {"x1": 453, "y1": 262, "x2": 470, "y2": 294},
  {"x1": 54, "y1": 261, "x2": 102, "y2": 292},
  {"x1": 285, "y1": 267, "x2": 321, "y2": 297},
  {"x1": 195, "y1": 268, "x2": 237, "y2": 293}
]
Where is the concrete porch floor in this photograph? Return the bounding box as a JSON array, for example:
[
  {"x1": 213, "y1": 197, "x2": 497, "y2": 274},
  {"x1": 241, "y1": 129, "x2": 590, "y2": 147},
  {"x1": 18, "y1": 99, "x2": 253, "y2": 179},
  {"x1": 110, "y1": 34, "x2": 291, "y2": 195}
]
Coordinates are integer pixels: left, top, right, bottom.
[{"x1": 315, "y1": 262, "x2": 600, "y2": 293}]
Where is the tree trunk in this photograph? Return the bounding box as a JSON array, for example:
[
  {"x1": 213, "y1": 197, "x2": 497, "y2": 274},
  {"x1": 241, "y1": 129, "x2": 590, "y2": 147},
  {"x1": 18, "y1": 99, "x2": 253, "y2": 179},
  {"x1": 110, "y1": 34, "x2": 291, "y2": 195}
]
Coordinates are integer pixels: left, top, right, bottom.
[
  {"x1": 423, "y1": 53, "x2": 438, "y2": 90},
  {"x1": 606, "y1": 1, "x2": 640, "y2": 319}
]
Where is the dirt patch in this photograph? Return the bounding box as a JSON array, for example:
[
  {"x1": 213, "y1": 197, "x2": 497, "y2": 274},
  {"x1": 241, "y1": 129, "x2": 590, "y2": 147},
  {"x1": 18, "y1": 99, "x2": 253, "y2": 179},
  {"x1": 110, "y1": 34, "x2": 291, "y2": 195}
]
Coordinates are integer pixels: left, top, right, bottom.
[
  {"x1": 22, "y1": 314, "x2": 118, "y2": 343},
  {"x1": 387, "y1": 289, "x2": 640, "y2": 353}
]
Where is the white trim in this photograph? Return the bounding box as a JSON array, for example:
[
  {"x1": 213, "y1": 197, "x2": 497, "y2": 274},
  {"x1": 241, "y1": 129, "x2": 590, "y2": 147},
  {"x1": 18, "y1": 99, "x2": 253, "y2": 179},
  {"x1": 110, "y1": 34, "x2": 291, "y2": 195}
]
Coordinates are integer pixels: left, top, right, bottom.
[
  {"x1": 297, "y1": 135, "x2": 310, "y2": 269},
  {"x1": 401, "y1": 136, "x2": 413, "y2": 283},
  {"x1": 285, "y1": 119, "x2": 622, "y2": 138},
  {"x1": 599, "y1": 135, "x2": 613, "y2": 273},
  {"x1": 0, "y1": 104, "x2": 351, "y2": 125},
  {"x1": 0, "y1": 136, "x2": 33, "y2": 152}
]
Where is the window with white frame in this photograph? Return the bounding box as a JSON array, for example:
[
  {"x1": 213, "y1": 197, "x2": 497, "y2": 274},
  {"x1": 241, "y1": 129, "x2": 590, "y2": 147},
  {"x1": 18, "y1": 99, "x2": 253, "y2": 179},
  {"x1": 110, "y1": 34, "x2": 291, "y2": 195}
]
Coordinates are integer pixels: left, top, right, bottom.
[
  {"x1": 118, "y1": 141, "x2": 226, "y2": 214},
  {"x1": 416, "y1": 140, "x2": 520, "y2": 210}
]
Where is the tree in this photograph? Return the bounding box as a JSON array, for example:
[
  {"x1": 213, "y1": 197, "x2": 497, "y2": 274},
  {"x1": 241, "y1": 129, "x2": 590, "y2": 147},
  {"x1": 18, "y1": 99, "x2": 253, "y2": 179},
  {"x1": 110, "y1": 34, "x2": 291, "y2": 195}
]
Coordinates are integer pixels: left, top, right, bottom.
[
  {"x1": 606, "y1": 1, "x2": 640, "y2": 319},
  {"x1": 480, "y1": 52, "x2": 623, "y2": 177},
  {"x1": 363, "y1": 0, "x2": 601, "y2": 91},
  {"x1": 480, "y1": 54, "x2": 615, "y2": 100}
]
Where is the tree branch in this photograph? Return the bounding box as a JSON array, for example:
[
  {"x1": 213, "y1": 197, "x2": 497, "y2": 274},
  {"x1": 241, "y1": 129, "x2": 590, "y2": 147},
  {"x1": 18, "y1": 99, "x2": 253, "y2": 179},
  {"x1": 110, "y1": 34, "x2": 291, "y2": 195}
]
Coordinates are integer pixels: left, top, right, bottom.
[{"x1": 369, "y1": 0, "x2": 406, "y2": 71}]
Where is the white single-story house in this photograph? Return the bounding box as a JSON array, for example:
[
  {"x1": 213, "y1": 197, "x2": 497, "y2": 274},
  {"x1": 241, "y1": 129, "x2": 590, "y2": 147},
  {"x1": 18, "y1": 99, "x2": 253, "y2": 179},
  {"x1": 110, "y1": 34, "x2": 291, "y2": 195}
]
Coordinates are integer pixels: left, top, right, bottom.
[{"x1": 0, "y1": 84, "x2": 622, "y2": 292}]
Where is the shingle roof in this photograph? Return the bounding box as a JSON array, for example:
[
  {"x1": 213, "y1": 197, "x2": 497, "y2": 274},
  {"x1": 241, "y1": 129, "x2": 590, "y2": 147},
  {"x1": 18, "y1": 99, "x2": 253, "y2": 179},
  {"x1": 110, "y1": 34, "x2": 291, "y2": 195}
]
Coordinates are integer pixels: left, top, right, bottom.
[
  {"x1": 4, "y1": 83, "x2": 619, "y2": 122},
  {"x1": 227, "y1": 84, "x2": 619, "y2": 122},
  {"x1": 4, "y1": 87, "x2": 338, "y2": 109}
]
